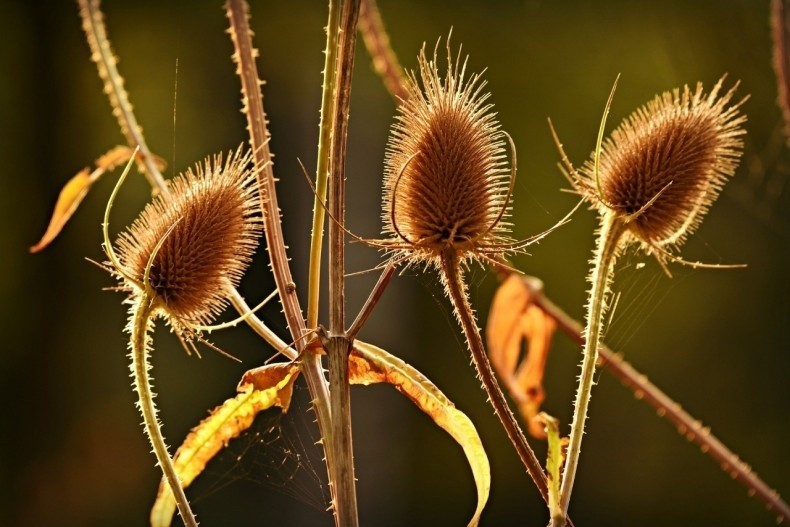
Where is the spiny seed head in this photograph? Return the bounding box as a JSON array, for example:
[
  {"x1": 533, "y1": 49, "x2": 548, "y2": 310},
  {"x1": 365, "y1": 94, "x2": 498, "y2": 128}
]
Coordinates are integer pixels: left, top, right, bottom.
[
  {"x1": 579, "y1": 77, "x2": 746, "y2": 251},
  {"x1": 115, "y1": 147, "x2": 262, "y2": 326},
  {"x1": 382, "y1": 38, "x2": 512, "y2": 267}
]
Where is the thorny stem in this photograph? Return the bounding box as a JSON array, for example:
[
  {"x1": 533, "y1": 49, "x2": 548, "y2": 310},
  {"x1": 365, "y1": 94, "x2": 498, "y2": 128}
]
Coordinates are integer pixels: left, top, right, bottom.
[
  {"x1": 355, "y1": 10, "x2": 788, "y2": 516},
  {"x1": 358, "y1": 0, "x2": 409, "y2": 101},
  {"x1": 78, "y1": 0, "x2": 170, "y2": 197},
  {"x1": 327, "y1": 0, "x2": 362, "y2": 524},
  {"x1": 130, "y1": 291, "x2": 197, "y2": 527},
  {"x1": 79, "y1": 0, "x2": 292, "y2": 379},
  {"x1": 79, "y1": 2, "x2": 340, "y2": 522},
  {"x1": 78, "y1": 0, "x2": 303, "y2": 359},
  {"x1": 77, "y1": 3, "x2": 279, "y2": 523},
  {"x1": 440, "y1": 248, "x2": 553, "y2": 509},
  {"x1": 360, "y1": 11, "x2": 564, "y2": 518},
  {"x1": 526, "y1": 277, "x2": 790, "y2": 523},
  {"x1": 307, "y1": 0, "x2": 342, "y2": 328},
  {"x1": 224, "y1": 2, "x2": 340, "y2": 524},
  {"x1": 557, "y1": 212, "x2": 626, "y2": 526},
  {"x1": 224, "y1": 0, "x2": 318, "y2": 411}
]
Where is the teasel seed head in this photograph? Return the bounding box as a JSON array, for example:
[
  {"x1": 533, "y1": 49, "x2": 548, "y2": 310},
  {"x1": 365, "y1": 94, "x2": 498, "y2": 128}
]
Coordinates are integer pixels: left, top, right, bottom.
[
  {"x1": 114, "y1": 146, "x2": 262, "y2": 327},
  {"x1": 382, "y1": 38, "x2": 513, "y2": 268},
  {"x1": 577, "y1": 77, "x2": 747, "y2": 255}
]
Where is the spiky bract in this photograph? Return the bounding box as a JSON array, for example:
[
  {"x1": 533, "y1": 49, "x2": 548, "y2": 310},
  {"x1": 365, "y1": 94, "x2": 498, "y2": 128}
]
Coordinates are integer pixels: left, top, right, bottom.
[
  {"x1": 578, "y1": 78, "x2": 746, "y2": 253},
  {"x1": 116, "y1": 147, "x2": 262, "y2": 327},
  {"x1": 382, "y1": 40, "x2": 512, "y2": 268}
]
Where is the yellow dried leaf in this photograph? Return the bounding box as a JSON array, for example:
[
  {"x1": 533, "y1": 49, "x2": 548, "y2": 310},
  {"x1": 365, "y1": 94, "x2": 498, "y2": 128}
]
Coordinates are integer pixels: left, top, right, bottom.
[
  {"x1": 350, "y1": 341, "x2": 490, "y2": 527},
  {"x1": 485, "y1": 274, "x2": 557, "y2": 439},
  {"x1": 31, "y1": 146, "x2": 166, "y2": 253},
  {"x1": 150, "y1": 363, "x2": 299, "y2": 527},
  {"x1": 30, "y1": 168, "x2": 93, "y2": 253}
]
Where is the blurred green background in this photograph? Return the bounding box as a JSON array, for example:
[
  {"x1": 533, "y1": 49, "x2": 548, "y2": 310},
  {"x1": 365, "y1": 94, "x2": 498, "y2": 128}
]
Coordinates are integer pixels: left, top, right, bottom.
[{"x1": 1, "y1": 0, "x2": 788, "y2": 526}]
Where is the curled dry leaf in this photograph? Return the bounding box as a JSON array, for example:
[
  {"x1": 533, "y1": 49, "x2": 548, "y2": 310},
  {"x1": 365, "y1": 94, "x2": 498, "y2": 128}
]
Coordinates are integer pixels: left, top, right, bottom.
[
  {"x1": 350, "y1": 340, "x2": 490, "y2": 527},
  {"x1": 485, "y1": 273, "x2": 557, "y2": 439},
  {"x1": 150, "y1": 363, "x2": 299, "y2": 527},
  {"x1": 30, "y1": 146, "x2": 166, "y2": 253}
]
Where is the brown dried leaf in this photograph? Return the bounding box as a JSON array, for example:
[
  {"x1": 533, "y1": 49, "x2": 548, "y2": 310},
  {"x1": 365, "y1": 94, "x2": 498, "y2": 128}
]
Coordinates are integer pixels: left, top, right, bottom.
[
  {"x1": 30, "y1": 146, "x2": 166, "y2": 253},
  {"x1": 150, "y1": 363, "x2": 299, "y2": 527},
  {"x1": 485, "y1": 274, "x2": 557, "y2": 439},
  {"x1": 350, "y1": 341, "x2": 490, "y2": 527}
]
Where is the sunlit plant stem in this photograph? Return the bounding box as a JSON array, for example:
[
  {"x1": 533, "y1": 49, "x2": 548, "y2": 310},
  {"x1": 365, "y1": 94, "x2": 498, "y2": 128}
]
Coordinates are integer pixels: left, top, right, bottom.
[
  {"x1": 555, "y1": 212, "x2": 625, "y2": 525},
  {"x1": 130, "y1": 291, "x2": 198, "y2": 527}
]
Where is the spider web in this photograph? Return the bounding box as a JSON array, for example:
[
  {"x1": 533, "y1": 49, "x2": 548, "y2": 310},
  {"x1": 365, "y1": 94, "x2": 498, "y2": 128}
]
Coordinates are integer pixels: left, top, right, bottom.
[{"x1": 189, "y1": 382, "x2": 330, "y2": 515}]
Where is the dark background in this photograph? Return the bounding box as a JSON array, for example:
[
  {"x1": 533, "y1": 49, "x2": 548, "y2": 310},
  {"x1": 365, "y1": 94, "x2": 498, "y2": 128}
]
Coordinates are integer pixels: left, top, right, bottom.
[{"x1": 1, "y1": 1, "x2": 788, "y2": 526}]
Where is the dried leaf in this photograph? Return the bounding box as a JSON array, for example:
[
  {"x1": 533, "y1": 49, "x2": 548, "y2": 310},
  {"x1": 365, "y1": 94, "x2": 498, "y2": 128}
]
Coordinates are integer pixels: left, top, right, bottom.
[
  {"x1": 150, "y1": 363, "x2": 299, "y2": 527},
  {"x1": 485, "y1": 274, "x2": 557, "y2": 439},
  {"x1": 30, "y1": 168, "x2": 93, "y2": 253},
  {"x1": 536, "y1": 412, "x2": 567, "y2": 522},
  {"x1": 30, "y1": 146, "x2": 167, "y2": 253},
  {"x1": 350, "y1": 341, "x2": 490, "y2": 527}
]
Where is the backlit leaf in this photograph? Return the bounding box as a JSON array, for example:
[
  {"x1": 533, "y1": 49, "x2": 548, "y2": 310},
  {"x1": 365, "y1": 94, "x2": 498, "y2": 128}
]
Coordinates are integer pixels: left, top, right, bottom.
[
  {"x1": 350, "y1": 340, "x2": 490, "y2": 527},
  {"x1": 30, "y1": 146, "x2": 166, "y2": 253},
  {"x1": 150, "y1": 363, "x2": 299, "y2": 527},
  {"x1": 30, "y1": 167, "x2": 93, "y2": 253},
  {"x1": 485, "y1": 274, "x2": 557, "y2": 439}
]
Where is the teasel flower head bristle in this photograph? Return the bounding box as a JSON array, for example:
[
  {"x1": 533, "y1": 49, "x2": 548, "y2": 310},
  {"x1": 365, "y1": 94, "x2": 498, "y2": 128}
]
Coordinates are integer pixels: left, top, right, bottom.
[
  {"x1": 382, "y1": 38, "x2": 514, "y2": 269},
  {"x1": 113, "y1": 146, "x2": 262, "y2": 328},
  {"x1": 576, "y1": 77, "x2": 747, "y2": 257},
  {"x1": 554, "y1": 79, "x2": 748, "y2": 522}
]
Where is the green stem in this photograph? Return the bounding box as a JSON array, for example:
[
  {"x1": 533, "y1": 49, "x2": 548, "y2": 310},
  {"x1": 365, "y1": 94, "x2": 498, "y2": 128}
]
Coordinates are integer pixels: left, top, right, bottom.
[
  {"x1": 440, "y1": 249, "x2": 552, "y2": 507},
  {"x1": 556, "y1": 212, "x2": 626, "y2": 525},
  {"x1": 130, "y1": 291, "x2": 197, "y2": 527},
  {"x1": 306, "y1": 0, "x2": 342, "y2": 328}
]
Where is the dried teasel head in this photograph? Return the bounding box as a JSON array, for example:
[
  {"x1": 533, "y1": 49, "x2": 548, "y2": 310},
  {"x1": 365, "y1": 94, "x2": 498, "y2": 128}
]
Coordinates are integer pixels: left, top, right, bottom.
[
  {"x1": 574, "y1": 77, "x2": 747, "y2": 256},
  {"x1": 110, "y1": 146, "x2": 262, "y2": 329},
  {"x1": 382, "y1": 38, "x2": 515, "y2": 268}
]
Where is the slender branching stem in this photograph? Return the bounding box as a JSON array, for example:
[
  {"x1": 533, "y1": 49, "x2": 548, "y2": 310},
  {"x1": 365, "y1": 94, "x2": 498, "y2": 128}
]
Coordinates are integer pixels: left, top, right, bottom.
[
  {"x1": 80, "y1": 3, "x2": 338, "y2": 523},
  {"x1": 225, "y1": 0, "x2": 302, "y2": 335},
  {"x1": 130, "y1": 291, "x2": 197, "y2": 527},
  {"x1": 326, "y1": 0, "x2": 362, "y2": 524},
  {"x1": 307, "y1": 0, "x2": 342, "y2": 328},
  {"x1": 347, "y1": 262, "x2": 396, "y2": 340},
  {"x1": 557, "y1": 212, "x2": 626, "y2": 525},
  {"x1": 224, "y1": 3, "x2": 340, "y2": 525},
  {"x1": 525, "y1": 277, "x2": 790, "y2": 523},
  {"x1": 358, "y1": 0, "x2": 408, "y2": 101},
  {"x1": 440, "y1": 248, "x2": 551, "y2": 507},
  {"x1": 81, "y1": 0, "x2": 292, "y2": 365}
]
